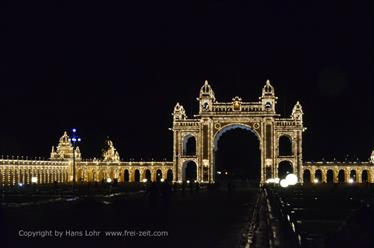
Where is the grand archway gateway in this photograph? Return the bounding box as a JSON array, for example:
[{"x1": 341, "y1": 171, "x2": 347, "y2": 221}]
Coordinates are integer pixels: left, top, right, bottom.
[{"x1": 172, "y1": 80, "x2": 305, "y2": 184}]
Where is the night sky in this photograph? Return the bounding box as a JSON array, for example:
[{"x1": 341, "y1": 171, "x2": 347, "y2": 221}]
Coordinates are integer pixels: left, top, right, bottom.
[{"x1": 0, "y1": 1, "x2": 372, "y2": 162}]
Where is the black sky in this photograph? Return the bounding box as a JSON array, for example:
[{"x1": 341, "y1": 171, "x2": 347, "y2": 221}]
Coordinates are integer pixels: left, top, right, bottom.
[{"x1": 0, "y1": 0, "x2": 372, "y2": 161}]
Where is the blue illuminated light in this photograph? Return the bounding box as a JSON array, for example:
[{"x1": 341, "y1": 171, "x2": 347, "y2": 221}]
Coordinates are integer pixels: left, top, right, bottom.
[
  {"x1": 77, "y1": 138, "x2": 81, "y2": 142},
  {"x1": 72, "y1": 138, "x2": 77, "y2": 142},
  {"x1": 72, "y1": 128, "x2": 77, "y2": 133}
]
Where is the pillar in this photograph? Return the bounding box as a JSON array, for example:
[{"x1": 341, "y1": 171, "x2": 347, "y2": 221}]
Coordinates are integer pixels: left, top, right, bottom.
[{"x1": 321, "y1": 169, "x2": 327, "y2": 183}]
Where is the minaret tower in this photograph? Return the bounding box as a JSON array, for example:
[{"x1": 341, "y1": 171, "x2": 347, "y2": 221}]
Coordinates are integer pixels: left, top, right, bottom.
[
  {"x1": 197, "y1": 80, "x2": 216, "y2": 113},
  {"x1": 259, "y1": 79, "x2": 277, "y2": 113}
]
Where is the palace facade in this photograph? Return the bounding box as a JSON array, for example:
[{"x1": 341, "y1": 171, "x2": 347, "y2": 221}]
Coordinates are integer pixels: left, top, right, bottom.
[
  {"x1": 0, "y1": 80, "x2": 373, "y2": 186},
  {"x1": 0, "y1": 133, "x2": 173, "y2": 187}
]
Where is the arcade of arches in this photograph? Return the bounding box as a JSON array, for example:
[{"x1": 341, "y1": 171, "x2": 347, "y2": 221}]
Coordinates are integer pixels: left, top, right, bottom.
[
  {"x1": 302, "y1": 164, "x2": 373, "y2": 183},
  {"x1": 0, "y1": 80, "x2": 373, "y2": 186}
]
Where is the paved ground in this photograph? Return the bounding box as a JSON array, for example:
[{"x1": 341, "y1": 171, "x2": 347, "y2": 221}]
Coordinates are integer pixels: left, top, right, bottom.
[{"x1": 0, "y1": 186, "x2": 259, "y2": 248}]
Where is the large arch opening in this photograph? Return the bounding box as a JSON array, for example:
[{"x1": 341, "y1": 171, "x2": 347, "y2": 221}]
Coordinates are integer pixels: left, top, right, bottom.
[
  {"x1": 278, "y1": 161, "x2": 293, "y2": 179},
  {"x1": 183, "y1": 161, "x2": 197, "y2": 182},
  {"x1": 213, "y1": 124, "x2": 260, "y2": 183}
]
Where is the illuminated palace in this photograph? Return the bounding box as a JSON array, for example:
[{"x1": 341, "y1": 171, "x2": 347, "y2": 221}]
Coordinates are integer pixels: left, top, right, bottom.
[{"x1": 0, "y1": 80, "x2": 373, "y2": 186}]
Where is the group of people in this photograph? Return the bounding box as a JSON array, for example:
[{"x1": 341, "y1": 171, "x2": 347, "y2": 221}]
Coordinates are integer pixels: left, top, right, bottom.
[
  {"x1": 144, "y1": 180, "x2": 201, "y2": 208},
  {"x1": 144, "y1": 180, "x2": 239, "y2": 208}
]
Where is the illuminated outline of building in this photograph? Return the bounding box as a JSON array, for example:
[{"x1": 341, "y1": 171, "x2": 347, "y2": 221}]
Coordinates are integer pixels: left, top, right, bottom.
[{"x1": 0, "y1": 80, "x2": 373, "y2": 186}]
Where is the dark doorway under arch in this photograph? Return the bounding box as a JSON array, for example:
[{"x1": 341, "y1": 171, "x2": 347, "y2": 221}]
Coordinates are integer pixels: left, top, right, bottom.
[
  {"x1": 184, "y1": 161, "x2": 197, "y2": 182},
  {"x1": 214, "y1": 126, "x2": 260, "y2": 182},
  {"x1": 303, "y1": 169, "x2": 311, "y2": 184},
  {"x1": 315, "y1": 169, "x2": 322, "y2": 182},
  {"x1": 167, "y1": 169, "x2": 173, "y2": 182},
  {"x1": 156, "y1": 169, "x2": 162, "y2": 182},
  {"x1": 134, "y1": 170, "x2": 140, "y2": 182},
  {"x1": 145, "y1": 169, "x2": 151, "y2": 182},
  {"x1": 124, "y1": 169, "x2": 129, "y2": 182},
  {"x1": 327, "y1": 170, "x2": 334, "y2": 183},
  {"x1": 338, "y1": 170, "x2": 345, "y2": 183},
  {"x1": 350, "y1": 170, "x2": 356, "y2": 182},
  {"x1": 278, "y1": 161, "x2": 293, "y2": 179},
  {"x1": 362, "y1": 170, "x2": 369, "y2": 183}
]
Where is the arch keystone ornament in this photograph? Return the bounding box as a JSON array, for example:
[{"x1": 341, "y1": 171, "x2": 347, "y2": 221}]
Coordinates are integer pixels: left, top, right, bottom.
[{"x1": 172, "y1": 80, "x2": 306, "y2": 184}]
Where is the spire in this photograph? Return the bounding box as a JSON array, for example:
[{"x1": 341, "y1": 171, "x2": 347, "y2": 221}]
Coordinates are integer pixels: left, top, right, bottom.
[
  {"x1": 75, "y1": 146, "x2": 82, "y2": 160},
  {"x1": 102, "y1": 139, "x2": 120, "y2": 162},
  {"x1": 172, "y1": 102, "x2": 187, "y2": 120},
  {"x1": 198, "y1": 80, "x2": 215, "y2": 101},
  {"x1": 259, "y1": 79, "x2": 277, "y2": 112},
  {"x1": 261, "y1": 79, "x2": 275, "y2": 98},
  {"x1": 291, "y1": 101, "x2": 304, "y2": 121},
  {"x1": 50, "y1": 146, "x2": 57, "y2": 160}
]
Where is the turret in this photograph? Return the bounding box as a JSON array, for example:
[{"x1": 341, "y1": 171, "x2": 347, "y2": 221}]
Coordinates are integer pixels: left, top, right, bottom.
[
  {"x1": 50, "y1": 146, "x2": 57, "y2": 159},
  {"x1": 75, "y1": 146, "x2": 82, "y2": 161},
  {"x1": 259, "y1": 79, "x2": 277, "y2": 112},
  {"x1": 197, "y1": 80, "x2": 216, "y2": 113},
  {"x1": 291, "y1": 101, "x2": 304, "y2": 123},
  {"x1": 172, "y1": 102, "x2": 187, "y2": 121},
  {"x1": 102, "y1": 139, "x2": 120, "y2": 162}
]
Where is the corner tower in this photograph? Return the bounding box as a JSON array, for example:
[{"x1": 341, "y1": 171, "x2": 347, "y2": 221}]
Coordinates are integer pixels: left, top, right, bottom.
[
  {"x1": 197, "y1": 80, "x2": 216, "y2": 113},
  {"x1": 259, "y1": 79, "x2": 278, "y2": 113}
]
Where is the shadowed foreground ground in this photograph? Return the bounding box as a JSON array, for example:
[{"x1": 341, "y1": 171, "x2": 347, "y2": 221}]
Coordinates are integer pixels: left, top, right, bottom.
[{"x1": 0, "y1": 187, "x2": 258, "y2": 248}]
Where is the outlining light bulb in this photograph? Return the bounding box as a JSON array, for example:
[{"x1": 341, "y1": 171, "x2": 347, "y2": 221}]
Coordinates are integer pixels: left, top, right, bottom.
[
  {"x1": 280, "y1": 179, "x2": 288, "y2": 188},
  {"x1": 285, "y1": 174, "x2": 298, "y2": 185},
  {"x1": 31, "y1": 177, "x2": 38, "y2": 183}
]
